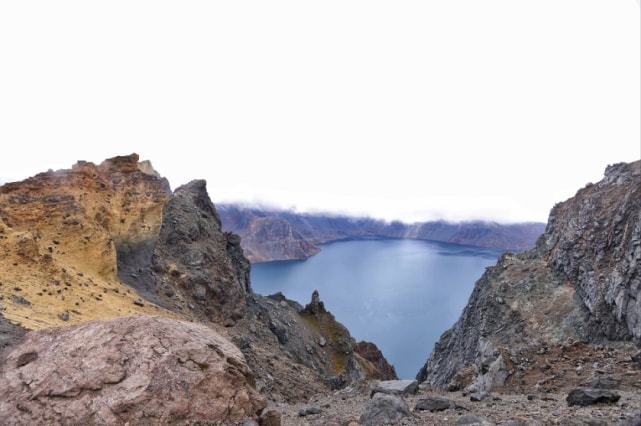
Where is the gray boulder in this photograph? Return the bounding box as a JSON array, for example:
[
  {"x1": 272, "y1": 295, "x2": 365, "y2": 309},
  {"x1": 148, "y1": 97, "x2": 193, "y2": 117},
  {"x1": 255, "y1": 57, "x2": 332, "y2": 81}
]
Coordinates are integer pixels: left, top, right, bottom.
[
  {"x1": 360, "y1": 393, "x2": 411, "y2": 426},
  {"x1": 371, "y1": 379, "x2": 418, "y2": 397},
  {"x1": 298, "y1": 405, "x2": 321, "y2": 416},
  {"x1": 414, "y1": 396, "x2": 459, "y2": 412},
  {"x1": 456, "y1": 414, "x2": 495, "y2": 425},
  {"x1": 566, "y1": 388, "x2": 621, "y2": 407}
]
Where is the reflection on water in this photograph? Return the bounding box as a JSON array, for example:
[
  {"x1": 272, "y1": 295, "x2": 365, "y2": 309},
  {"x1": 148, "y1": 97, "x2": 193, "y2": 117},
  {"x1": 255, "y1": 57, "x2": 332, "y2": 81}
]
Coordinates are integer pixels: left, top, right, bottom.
[{"x1": 251, "y1": 238, "x2": 500, "y2": 379}]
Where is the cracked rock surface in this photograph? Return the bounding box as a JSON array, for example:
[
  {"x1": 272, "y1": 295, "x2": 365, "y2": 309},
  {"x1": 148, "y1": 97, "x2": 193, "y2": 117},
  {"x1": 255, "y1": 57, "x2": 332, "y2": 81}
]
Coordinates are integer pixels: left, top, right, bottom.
[
  {"x1": 418, "y1": 161, "x2": 641, "y2": 393},
  {"x1": 0, "y1": 315, "x2": 266, "y2": 425}
]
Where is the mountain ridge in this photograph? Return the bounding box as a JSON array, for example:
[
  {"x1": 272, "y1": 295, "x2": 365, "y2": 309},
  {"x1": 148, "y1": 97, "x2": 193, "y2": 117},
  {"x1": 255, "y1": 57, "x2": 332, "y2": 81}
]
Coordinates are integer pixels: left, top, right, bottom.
[{"x1": 218, "y1": 204, "x2": 545, "y2": 263}]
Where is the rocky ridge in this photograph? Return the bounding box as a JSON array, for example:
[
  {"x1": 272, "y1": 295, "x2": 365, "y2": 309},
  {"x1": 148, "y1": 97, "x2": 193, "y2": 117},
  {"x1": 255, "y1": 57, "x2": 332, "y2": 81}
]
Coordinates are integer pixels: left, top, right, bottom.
[
  {"x1": 0, "y1": 154, "x2": 396, "y2": 423},
  {"x1": 218, "y1": 205, "x2": 545, "y2": 263},
  {"x1": 418, "y1": 161, "x2": 641, "y2": 398}
]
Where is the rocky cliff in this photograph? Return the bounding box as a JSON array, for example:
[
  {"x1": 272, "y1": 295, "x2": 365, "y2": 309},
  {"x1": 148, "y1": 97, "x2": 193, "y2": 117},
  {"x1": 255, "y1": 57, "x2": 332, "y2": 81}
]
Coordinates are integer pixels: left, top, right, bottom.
[
  {"x1": 0, "y1": 154, "x2": 179, "y2": 329},
  {"x1": 417, "y1": 160, "x2": 641, "y2": 396},
  {"x1": 0, "y1": 154, "x2": 397, "y2": 419},
  {"x1": 218, "y1": 204, "x2": 545, "y2": 263},
  {"x1": 119, "y1": 179, "x2": 251, "y2": 325}
]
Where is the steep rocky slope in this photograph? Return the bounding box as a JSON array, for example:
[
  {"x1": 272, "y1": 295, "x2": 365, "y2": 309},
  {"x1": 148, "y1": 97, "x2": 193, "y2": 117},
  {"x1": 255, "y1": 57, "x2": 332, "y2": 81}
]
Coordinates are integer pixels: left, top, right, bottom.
[
  {"x1": 119, "y1": 179, "x2": 251, "y2": 325},
  {"x1": 229, "y1": 291, "x2": 398, "y2": 403},
  {"x1": 0, "y1": 154, "x2": 181, "y2": 329},
  {"x1": 417, "y1": 161, "x2": 641, "y2": 395},
  {"x1": 0, "y1": 154, "x2": 397, "y2": 420},
  {"x1": 218, "y1": 204, "x2": 545, "y2": 263}
]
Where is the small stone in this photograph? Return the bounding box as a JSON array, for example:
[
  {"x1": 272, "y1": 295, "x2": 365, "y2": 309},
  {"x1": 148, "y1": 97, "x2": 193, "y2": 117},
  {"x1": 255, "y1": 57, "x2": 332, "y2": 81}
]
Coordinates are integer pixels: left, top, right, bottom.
[
  {"x1": 470, "y1": 392, "x2": 489, "y2": 402},
  {"x1": 133, "y1": 298, "x2": 145, "y2": 307},
  {"x1": 58, "y1": 311, "x2": 69, "y2": 321},
  {"x1": 455, "y1": 414, "x2": 493, "y2": 425},
  {"x1": 585, "y1": 375, "x2": 621, "y2": 390},
  {"x1": 298, "y1": 405, "x2": 321, "y2": 416},
  {"x1": 527, "y1": 394, "x2": 536, "y2": 401},
  {"x1": 259, "y1": 409, "x2": 281, "y2": 426},
  {"x1": 371, "y1": 380, "x2": 418, "y2": 397},
  {"x1": 566, "y1": 387, "x2": 620, "y2": 406},
  {"x1": 11, "y1": 295, "x2": 31, "y2": 306},
  {"x1": 318, "y1": 336, "x2": 326, "y2": 347},
  {"x1": 414, "y1": 397, "x2": 456, "y2": 412}
]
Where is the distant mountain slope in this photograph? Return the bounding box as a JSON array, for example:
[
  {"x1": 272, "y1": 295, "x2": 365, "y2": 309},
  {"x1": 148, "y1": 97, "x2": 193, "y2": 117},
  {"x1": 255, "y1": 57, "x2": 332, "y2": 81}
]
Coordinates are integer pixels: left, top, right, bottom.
[{"x1": 218, "y1": 204, "x2": 545, "y2": 263}]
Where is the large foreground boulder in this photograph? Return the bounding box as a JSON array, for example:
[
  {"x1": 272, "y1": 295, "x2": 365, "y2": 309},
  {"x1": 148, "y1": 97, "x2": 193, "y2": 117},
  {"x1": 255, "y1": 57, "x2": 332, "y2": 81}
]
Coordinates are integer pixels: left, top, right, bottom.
[
  {"x1": 359, "y1": 393, "x2": 411, "y2": 426},
  {"x1": 0, "y1": 316, "x2": 266, "y2": 425}
]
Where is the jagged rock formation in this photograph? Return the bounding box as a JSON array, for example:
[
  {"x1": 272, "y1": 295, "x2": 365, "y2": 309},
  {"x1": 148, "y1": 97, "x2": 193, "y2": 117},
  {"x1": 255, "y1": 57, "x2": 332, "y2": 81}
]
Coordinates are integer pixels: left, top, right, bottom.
[
  {"x1": 353, "y1": 341, "x2": 398, "y2": 381},
  {"x1": 0, "y1": 154, "x2": 397, "y2": 412},
  {"x1": 229, "y1": 290, "x2": 397, "y2": 402},
  {"x1": 0, "y1": 316, "x2": 266, "y2": 424},
  {"x1": 417, "y1": 161, "x2": 641, "y2": 395},
  {"x1": 218, "y1": 204, "x2": 545, "y2": 263},
  {"x1": 542, "y1": 162, "x2": 641, "y2": 340},
  {"x1": 120, "y1": 180, "x2": 251, "y2": 325}
]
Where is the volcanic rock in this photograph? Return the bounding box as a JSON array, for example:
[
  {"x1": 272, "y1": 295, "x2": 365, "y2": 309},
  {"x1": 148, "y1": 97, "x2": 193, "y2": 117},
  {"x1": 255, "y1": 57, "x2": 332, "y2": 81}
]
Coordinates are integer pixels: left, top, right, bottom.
[
  {"x1": 148, "y1": 180, "x2": 250, "y2": 324},
  {"x1": 371, "y1": 379, "x2": 419, "y2": 397},
  {"x1": 359, "y1": 393, "x2": 411, "y2": 426},
  {"x1": 414, "y1": 396, "x2": 459, "y2": 412},
  {"x1": 418, "y1": 161, "x2": 641, "y2": 394},
  {"x1": 0, "y1": 316, "x2": 266, "y2": 424},
  {"x1": 566, "y1": 388, "x2": 621, "y2": 406},
  {"x1": 354, "y1": 341, "x2": 398, "y2": 380}
]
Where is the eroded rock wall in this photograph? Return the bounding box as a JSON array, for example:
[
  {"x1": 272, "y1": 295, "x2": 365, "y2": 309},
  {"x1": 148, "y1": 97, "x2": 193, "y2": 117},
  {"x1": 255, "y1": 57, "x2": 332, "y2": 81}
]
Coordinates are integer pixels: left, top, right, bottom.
[{"x1": 418, "y1": 161, "x2": 641, "y2": 393}]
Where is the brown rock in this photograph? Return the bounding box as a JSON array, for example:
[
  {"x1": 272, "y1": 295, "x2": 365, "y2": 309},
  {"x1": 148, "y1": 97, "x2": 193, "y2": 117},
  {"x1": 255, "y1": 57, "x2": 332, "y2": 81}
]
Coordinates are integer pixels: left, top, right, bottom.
[
  {"x1": 354, "y1": 341, "x2": 398, "y2": 380},
  {"x1": 259, "y1": 408, "x2": 282, "y2": 426},
  {"x1": 0, "y1": 316, "x2": 265, "y2": 425}
]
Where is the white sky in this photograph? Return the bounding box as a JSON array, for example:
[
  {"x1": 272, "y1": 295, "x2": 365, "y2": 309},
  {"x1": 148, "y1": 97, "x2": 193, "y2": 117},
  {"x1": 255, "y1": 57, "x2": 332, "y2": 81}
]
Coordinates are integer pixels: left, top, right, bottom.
[{"x1": 0, "y1": 1, "x2": 639, "y2": 223}]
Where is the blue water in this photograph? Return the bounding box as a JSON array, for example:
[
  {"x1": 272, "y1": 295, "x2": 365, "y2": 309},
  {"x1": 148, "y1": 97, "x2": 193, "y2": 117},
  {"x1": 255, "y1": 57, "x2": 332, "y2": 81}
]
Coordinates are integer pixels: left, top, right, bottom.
[{"x1": 251, "y1": 238, "x2": 500, "y2": 379}]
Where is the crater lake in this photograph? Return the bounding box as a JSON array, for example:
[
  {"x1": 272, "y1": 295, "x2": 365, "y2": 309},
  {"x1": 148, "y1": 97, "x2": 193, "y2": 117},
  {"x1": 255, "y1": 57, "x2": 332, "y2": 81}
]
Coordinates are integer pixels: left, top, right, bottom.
[{"x1": 251, "y1": 238, "x2": 501, "y2": 379}]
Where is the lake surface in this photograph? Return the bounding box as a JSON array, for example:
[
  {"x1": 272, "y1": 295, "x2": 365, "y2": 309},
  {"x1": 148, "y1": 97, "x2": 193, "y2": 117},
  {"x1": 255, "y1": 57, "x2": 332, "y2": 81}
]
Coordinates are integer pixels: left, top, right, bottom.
[{"x1": 251, "y1": 238, "x2": 501, "y2": 379}]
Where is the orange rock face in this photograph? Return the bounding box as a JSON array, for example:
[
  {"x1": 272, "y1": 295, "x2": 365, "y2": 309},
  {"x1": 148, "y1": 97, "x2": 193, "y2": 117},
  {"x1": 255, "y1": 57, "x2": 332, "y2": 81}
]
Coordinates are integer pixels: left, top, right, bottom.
[{"x1": 0, "y1": 154, "x2": 179, "y2": 329}]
